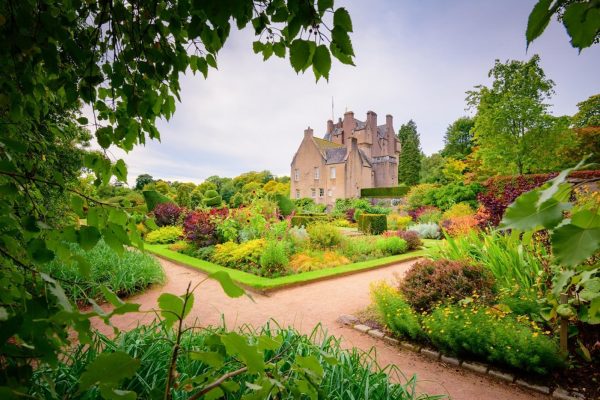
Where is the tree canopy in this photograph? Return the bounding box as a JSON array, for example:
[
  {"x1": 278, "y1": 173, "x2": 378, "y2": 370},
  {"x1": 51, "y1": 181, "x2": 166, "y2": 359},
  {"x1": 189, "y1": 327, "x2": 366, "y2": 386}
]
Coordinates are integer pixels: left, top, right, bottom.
[
  {"x1": 441, "y1": 116, "x2": 475, "y2": 160},
  {"x1": 397, "y1": 120, "x2": 422, "y2": 186}
]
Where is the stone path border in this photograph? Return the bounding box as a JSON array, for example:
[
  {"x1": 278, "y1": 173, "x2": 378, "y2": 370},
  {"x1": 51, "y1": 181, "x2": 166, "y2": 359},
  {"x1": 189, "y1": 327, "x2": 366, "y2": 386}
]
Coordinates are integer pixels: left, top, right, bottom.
[{"x1": 342, "y1": 316, "x2": 585, "y2": 400}]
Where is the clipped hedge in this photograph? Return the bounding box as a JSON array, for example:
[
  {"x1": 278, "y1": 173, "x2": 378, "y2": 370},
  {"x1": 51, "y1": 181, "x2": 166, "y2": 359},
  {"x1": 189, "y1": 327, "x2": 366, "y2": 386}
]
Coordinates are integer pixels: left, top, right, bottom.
[
  {"x1": 202, "y1": 189, "x2": 222, "y2": 207},
  {"x1": 290, "y1": 213, "x2": 328, "y2": 227},
  {"x1": 143, "y1": 190, "x2": 172, "y2": 212},
  {"x1": 358, "y1": 214, "x2": 387, "y2": 235},
  {"x1": 361, "y1": 185, "x2": 409, "y2": 198}
]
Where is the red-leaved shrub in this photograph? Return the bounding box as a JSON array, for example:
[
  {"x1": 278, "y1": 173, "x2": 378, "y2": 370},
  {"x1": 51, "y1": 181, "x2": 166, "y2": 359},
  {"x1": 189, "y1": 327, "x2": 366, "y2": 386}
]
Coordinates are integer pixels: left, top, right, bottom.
[
  {"x1": 440, "y1": 215, "x2": 479, "y2": 237},
  {"x1": 408, "y1": 205, "x2": 439, "y2": 222},
  {"x1": 182, "y1": 208, "x2": 228, "y2": 246},
  {"x1": 153, "y1": 202, "x2": 183, "y2": 227},
  {"x1": 384, "y1": 230, "x2": 422, "y2": 250},
  {"x1": 399, "y1": 259, "x2": 496, "y2": 311}
]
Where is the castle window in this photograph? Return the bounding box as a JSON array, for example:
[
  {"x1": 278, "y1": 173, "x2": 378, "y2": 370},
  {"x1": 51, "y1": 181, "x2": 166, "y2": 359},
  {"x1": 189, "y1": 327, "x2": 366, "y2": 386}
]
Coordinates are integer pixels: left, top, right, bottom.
[
  {"x1": 294, "y1": 169, "x2": 299, "y2": 181},
  {"x1": 330, "y1": 167, "x2": 336, "y2": 179},
  {"x1": 319, "y1": 188, "x2": 324, "y2": 197},
  {"x1": 327, "y1": 189, "x2": 332, "y2": 197},
  {"x1": 314, "y1": 167, "x2": 320, "y2": 180},
  {"x1": 311, "y1": 188, "x2": 316, "y2": 198},
  {"x1": 295, "y1": 189, "x2": 300, "y2": 199}
]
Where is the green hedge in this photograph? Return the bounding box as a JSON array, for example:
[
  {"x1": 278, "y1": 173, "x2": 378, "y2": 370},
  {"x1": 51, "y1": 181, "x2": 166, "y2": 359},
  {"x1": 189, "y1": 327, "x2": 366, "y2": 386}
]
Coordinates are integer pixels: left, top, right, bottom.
[
  {"x1": 360, "y1": 185, "x2": 409, "y2": 198},
  {"x1": 358, "y1": 214, "x2": 387, "y2": 235},
  {"x1": 143, "y1": 190, "x2": 173, "y2": 212},
  {"x1": 290, "y1": 214, "x2": 328, "y2": 227}
]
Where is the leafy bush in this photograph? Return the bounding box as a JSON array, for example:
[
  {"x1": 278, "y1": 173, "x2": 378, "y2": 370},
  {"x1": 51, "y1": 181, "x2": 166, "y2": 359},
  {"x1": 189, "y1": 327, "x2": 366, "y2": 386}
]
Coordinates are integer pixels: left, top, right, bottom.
[
  {"x1": 440, "y1": 215, "x2": 479, "y2": 237},
  {"x1": 416, "y1": 208, "x2": 442, "y2": 224},
  {"x1": 229, "y1": 192, "x2": 245, "y2": 208},
  {"x1": 238, "y1": 213, "x2": 268, "y2": 241},
  {"x1": 423, "y1": 182, "x2": 483, "y2": 211},
  {"x1": 168, "y1": 240, "x2": 191, "y2": 253},
  {"x1": 358, "y1": 214, "x2": 387, "y2": 235},
  {"x1": 143, "y1": 189, "x2": 172, "y2": 212},
  {"x1": 387, "y1": 214, "x2": 412, "y2": 230},
  {"x1": 407, "y1": 205, "x2": 439, "y2": 222},
  {"x1": 406, "y1": 184, "x2": 438, "y2": 209},
  {"x1": 340, "y1": 237, "x2": 381, "y2": 262},
  {"x1": 193, "y1": 245, "x2": 215, "y2": 261},
  {"x1": 289, "y1": 251, "x2": 349, "y2": 272},
  {"x1": 331, "y1": 218, "x2": 351, "y2": 227},
  {"x1": 400, "y1": 259, "x2": 496, "y2": 311},
  {"x1": 42, "y1": 241, "x2": 165, "y2": 302},
  {"x1": 375, "y1": 236, "x2": 408, "y2": 255},
  {"x1": 442, "y1": 202, "x2": 474, "y2": 219},
  {"x1": 307, "y1": 222, "x2": 343, "y2": 249},
  {"x1": 216, "y1": 217, "x2": 240, "y2": 243},
  {"x1": 345, "y1": 207, "x2": 356, "y2": 222},
  {"x1": 290, "y1": 214, "x2": 328, "y2": 227},
  {"x1": 211, "y1": 239, "x2": 266, "y2": 270},
  {"x1": 183, "y1": 209, "x2": 227, "y2": 246},
  {"x1": 259, "y1": 241, "x2": 289, "y2": 276},
  {"x1": 371, "y1": 282, "x2": 425, "y2": 341},
  {"x1": 361, "y1": 185, "x2": 409, "y2": 198},
  {"x1": 153, "y1": 202, "x2": 183, "y2": 226},
  {"x1": 146, "y1": 226, "x2": 183, "y2": 244},
  {"x1": 423, "y1": 304, "x2": 565, "y2": 374},
  {"x1": 407, "y1": 223, "x2": 440, "y2": 239},
  {"x1": 202, "y1": 189, "x2": 222, "y2": 207},
  {"x1": 383, "y1": 230, "x2": 422, "y2": 251},
  {"x1": 275, "y1": 193, "x2": 295, "y2": 216}
]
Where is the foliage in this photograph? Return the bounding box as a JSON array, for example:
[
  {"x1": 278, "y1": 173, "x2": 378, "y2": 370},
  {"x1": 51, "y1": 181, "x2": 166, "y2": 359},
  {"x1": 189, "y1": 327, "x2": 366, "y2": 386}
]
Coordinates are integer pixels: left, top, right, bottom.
[
  {"x1": 441, "y1": 158, "x2": 467, "y2": 183},
  {"x1": 42, "y1": 241, "x2": 164, "y2": 303},
  {"x1": 440, "y1": 215, "x2": 479, "y2": 237},
  {"x1": 572, "y1": 93, "x2": 600, "y2": 128},
  {"x1": 307, "y1": 222, "x2": 343, "y2": 249},
  {"x1": 467, "y1": 55, "x2": 575, "y2": 175},
  {"x1": 291, "y1": 214, "x2": 328, "y2": 227},
  {"x1": 259, "y1": 241, "x2": 290, "y2": 277},
  {"x1": 275, "y1": 193, "x2": 296, "y2": 216},
  {"x1": 361, "y1": 186, "x2": 409, "y2": 198},
  {"x1": 153, "y1": 202, "x2": 184, "y2": 227},
  {"x1": 405, "y1": 184, "x2": 439, "y2": 209},
  {"x1": 229, "y1": 192, "x2": 245, "y2": 208},
  {"x1": 168, "y1": 241, "x2": 192, "y2": 253},
  {"x1": 135, "y1": 174, "x2": 154, "y2": 191},
  {"x1": 340, "y1": 237, "x2": 381, "y2": 262},
  {"x1": 441, "y1": 116, "x2": 475, "y2": 159},
  {"x1": 371, "y1": 282, "x2": 425, "y2": 341},
  {"x1": 423, "y1": 304, "x2": 565, "y2": 374},
  {"x1": 175, "y1": 183, "x2": 195, "y2": 208},
  {"x1": 144, "y1": 190, "x2": 173, "y2": 212},
  {"x1": 183, "y1": 209, "x2": 227, "y2": 247},
  {"x1": 442, "y1": 203, "x2": 475, "y2": 219},
  {"x1": 211, "y1": 239, "x2": 266, "y2": 271},
  {"x1": 387, "y1": 214, "x2": 413, "y2": 230},
  {"x1": 400, "y1": 259, "x2": 496, "y2": 312},
  {"x1": 384, "y1": 230, "x2": 423, "y2": 251},
  {"x1": 202, "y1": 189, "x2": 223, "y2": 207},
  {"x1": 407, "y1": 223, "x2": 440, "y2": 239},
  {"x1": 375, "y1": 237, "x2": 408, "y2": 256},
  {"x1": 289, "y1": 251, "x2": 350, "y2": 273},
  {"x1": 146, "y1": 226, "x2": 184, "y2": 245},
  {"x1": 526, "y1": 0, "x2": 600, "y2": 51},
  {"x1": 419, "y1": 153, "x2": 446, "y2": 184},
  {"x1": 422, "y1": 183, "x2": 483, "y2": 211},
  {"x1": 397, "y1": 120, "x2": 422, "y2": 186},
  {"x1": 358, "y1": 214, "x2": 388, "y2": 235},
  {"x1": 416, "y1": 208, "x2": 442, "y2": 224},
  {"x1": 29, "y1": 322, "x2": 427, "y2": 400},
  {"x1": 216, "y1": 217, "x2": 240, "y2": 243},
  {"x1": 192, "y1": 246, "x2": 215, "y2": 261},
  {"x1": 430, "y1": 231, "x2": 548, "y2": 291}
]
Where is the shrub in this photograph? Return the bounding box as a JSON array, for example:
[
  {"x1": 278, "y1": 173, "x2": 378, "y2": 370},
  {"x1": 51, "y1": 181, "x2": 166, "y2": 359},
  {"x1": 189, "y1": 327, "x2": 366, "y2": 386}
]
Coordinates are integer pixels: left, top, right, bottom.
[
  {"x1": 423, "y1": 304, "x2": 565, "y2": 374},
  {"x1": 358, "y1": 214, "x2": 387, "y2": 235},
  {"x1": 416, "y1": 208, "x2": 442, "y2": 224},
  {"x1": 216, "y1": 217, "x2": 240, "y2": 243},
  {"x1": 259, "y1": 241, "x2": 289, "y2": 276},
  {"x1": 275, "y1": 193, "x2": 295, "y2": 216},
  {"x1": 442, "y1": 202, "x2": 474, "y2": 219},
  {"x1": 153, "y1": 202, "x2": 183, "y2": 226},
  {"x1": 41, "y1": 241, "x2": 165, "y2": 302},
  {"x1": 440, "y1": 215, "x2": 479, "y2": 236},
  {"x1": 146, "y1": 226, "x2": 183, "y2": 244},
  {"x1": 143, "y1": 189, "x2": 172, "y2": 212},
  {"x1": 407, "y1": 223, "x2": 440, "y2": 239},
  {"x1": 371, "y1": 282, "x2": 425, "y2": 341},
  {"x1": 345, "y1": 207, "x2": 356, "y2": 222},
  {"x1": 193, "y1": 245, "x2": 215, "y2": 261},
  {"x1": 423, "y1": 182, "x2": 483, "y2": 211},
  {"x1": 307, "y1": 222, "x2": 343, "y2": 249},
  {"x1": 229, "y1": 192, "x2": 245, "y2": 208},
  {"x1": 168, "y1": 240, "x2": 191, "y2": 253},
  {"x1": 211, "y1": 239, "x2": 266, "y2": 269},
  {"x1": 288, "y1": 251, "x2": 349, "y2": 272},
  {"x1": 400, "y1": 259, "x2": 496, "y2": 311},
  {"x1": 375, "y1": 236, "x2": 408, "y2": 255},
  {"x1": 290, "y1": 214, "x2": 327, "y2": 227},
  {"x1": 408, "y1": 205, "x2": 439, "y2": 222},
  {"x1": 384, "y1": 230, "x2": 422, "y2": 251},
  {"x1": 331, "y1": 218, "x2": 351, "y2": 227},
  {"x1": 387, "y1": 214, "x2": 412, "y2": 230},
  {"x1": 202, "y1": 189, "x2": 222, "y2": 207},
  {"x1": 183, "y1": 209, "x2": 227, "y2": 246},
  {"x1": 361, "y1": 185, "x2": 409, "y2": 198},
  {"x1": 406, "y1": 183, "x2": 438, "y2": 209},
  {"x1": 340, "y1": 237, "x2": 381, "y2": 262}
]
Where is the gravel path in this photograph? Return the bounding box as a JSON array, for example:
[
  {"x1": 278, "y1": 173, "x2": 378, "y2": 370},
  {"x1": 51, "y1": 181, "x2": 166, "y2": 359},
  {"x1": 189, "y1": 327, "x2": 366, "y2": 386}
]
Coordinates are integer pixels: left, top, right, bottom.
[{"x1": 96, "y1": 257, "x2": 547, "y2": 400}]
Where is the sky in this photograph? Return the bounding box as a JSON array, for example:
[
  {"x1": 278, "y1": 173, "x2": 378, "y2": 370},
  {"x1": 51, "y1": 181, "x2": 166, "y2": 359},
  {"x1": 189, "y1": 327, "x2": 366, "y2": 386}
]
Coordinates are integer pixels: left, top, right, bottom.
[{"x1": 99, "y1": 0, "x2": 600, "y2": 186}]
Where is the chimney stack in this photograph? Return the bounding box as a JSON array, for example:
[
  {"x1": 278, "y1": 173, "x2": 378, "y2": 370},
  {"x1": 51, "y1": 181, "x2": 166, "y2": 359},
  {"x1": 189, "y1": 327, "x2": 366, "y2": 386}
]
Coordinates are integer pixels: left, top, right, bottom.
[
  {"x1": 346, "y1": 136, "x2": 358, "y2": 152},
  {"x1": 386, "y1": 114, "x2": 393, "y2": 129},
  {"x1": 304, "y1": 126, "x2": 314, "y2": 139},
  {"x1": 367, "y1": 110, "x2": 377, "y2": 132},
  {"x1": 326, "y1": 120, "x2": 334, "y2": 134}
]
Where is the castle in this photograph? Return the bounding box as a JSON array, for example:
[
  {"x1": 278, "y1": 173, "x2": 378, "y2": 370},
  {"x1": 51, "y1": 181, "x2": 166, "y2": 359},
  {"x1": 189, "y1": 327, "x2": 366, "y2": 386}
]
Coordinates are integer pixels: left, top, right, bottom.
[{"x1": 290, "y1": 110, "x2": 400, "y2": 206}]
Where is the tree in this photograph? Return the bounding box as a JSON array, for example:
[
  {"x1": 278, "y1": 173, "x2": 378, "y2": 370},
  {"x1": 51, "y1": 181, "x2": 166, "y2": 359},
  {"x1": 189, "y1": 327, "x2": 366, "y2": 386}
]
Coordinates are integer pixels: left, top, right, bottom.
[
  {"x1": 135, "y1": 174, "x2": 154, "y2": 191},
  {"x1": 467, "y1": 55, "x2": 560, "y2": 175},
  {"x1": 397, "y1": 120, "x2": 422, "y2": 186},
  {"x1": 441, "y1": 117, "x2": 475, "y2": 159},
  {"x1": 175, "y1": 182, "x2": 196, "y2": 208},
  {"x1": 569, "y1": 93, "x2": 600, "y2": 163},
  {"x1": 0, "y1": 0, "x2": 355, "y2": 396},
  {"x1": 572, "y1": 93, "x2": 600, "y2": 128},
  {"x1": 420, "y1": 152, "x2": 447, "y2": 183}
]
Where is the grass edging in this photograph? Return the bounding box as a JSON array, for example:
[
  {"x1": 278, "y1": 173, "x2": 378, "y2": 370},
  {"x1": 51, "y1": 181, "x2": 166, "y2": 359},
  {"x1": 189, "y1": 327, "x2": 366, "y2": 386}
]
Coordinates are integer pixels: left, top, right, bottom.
[{"x1": 142, "y1": 243, "x2": 436, "y2": 293}]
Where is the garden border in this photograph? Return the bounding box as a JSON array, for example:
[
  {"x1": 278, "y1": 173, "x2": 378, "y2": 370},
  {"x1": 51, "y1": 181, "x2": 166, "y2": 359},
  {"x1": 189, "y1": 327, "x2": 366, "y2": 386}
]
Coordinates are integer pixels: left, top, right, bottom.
[
  {"x1": 142, "y1": 242, "x2": 438, "y2": 294},
  {"x1": 338, "y1": 315, "x2": 584, "y2": 400}
]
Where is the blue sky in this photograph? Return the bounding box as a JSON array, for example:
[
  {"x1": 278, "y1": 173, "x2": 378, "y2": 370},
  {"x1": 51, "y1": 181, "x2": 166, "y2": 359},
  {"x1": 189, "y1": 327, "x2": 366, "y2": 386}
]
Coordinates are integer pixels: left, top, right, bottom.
[{"x1": 106, "y1": 0, "x2": 600, "y2": 185}]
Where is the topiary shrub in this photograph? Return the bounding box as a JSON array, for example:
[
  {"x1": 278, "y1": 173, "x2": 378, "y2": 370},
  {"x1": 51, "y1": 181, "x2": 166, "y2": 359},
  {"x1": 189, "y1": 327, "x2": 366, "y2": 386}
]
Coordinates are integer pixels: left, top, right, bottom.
[
  {"x1": 290, "y1": 214, "x2": 327, "y2": 227},
  {"x1": 153, "y1": 202, "x2": 183, "y2": 226},
  {"x1": 384, "y1": 230, "x2": 422, "y2": 250},
  {"x1": 358, "y1": 214, "x2": 387, "y2": 235},
  {"x1": 375, "y1": 236, "x2": 408, "y2": 255},
  {"x1": 146, "y1": 226, "x2": 183, "y2": 244},
  {"x1": 202, "y1": 189, "x2": 222, "y2": 207},
  {"x1": 143, "y1": 190, "x2": 172, "y2": 212},
  {"x1": 307, "y1": 222, "x2": 343, "y2": 249},
  {"x1": 399, "y1": 259, "x2": 496, "y2": 312},
  {"x1": 229, "y1": 192, "x2": 244, "y2": 208},
  {"x1": 274, "y1": 194, "x2": 295, "y2": 216}
]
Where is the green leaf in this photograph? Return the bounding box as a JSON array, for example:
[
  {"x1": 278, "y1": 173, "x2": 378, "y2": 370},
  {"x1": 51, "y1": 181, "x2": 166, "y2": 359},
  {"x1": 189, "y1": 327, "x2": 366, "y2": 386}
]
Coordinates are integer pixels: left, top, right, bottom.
[
  {"x1": 556, "y1": 303, "x2": 576, "y2": 318},
  {"x1": 331, "y1": 26, "x2": 354, "y2": 57},
  {"x1": 289, "y1": 39, "x2": 312, "y2": 73},
  {"x1": 79, "y1": 351, "x2": 140, "y2": 391},
  {"x1": 552, "y1": 270, "x2": 575, "y2": 297},
  {"x1": 526, "y1": 0, "x2": 553, "y2": 46},
  {"x1": 318, "y1": 0, "x2": 334, "y2": 15},
  {"x1": 113, "y1": 159, "x2": 127, "y2": 182},
  {"x1": 27, "y1": 239, "x2": 55, "y2": 263},
  {"x1": 189, "y1": 351, "x2": 225, "y2": 367},
  {"x1": 78, "y1": 226, "x2": 101, "y2": 251},
  {"x1": 71, "y1": 195, "x2": 85, "y2": 217},
  {"x1": 312, "y1": 45, "x2": 331, "y2": 81},
  {"x1": 563, "y1": 3, "x2": 600, "y2": 50},
  {"x1": 552, "y1": 223, "x2": 600, "y2": 266},
  {"x1": 77, "y1": 117, "x2": 89, "y2": 125},
  {"x1": 221, "y1": 332, "x2": 264, "y2": 373},
  {"x1": 100, "y1": 285, "x2": 125, "y2": 307},
  {"x1": 572, "y1": 209, "x2": 600, "y2": 229},
  {"x1": 500, "y1": 190, "x2": 567, "y2": 231},
  {"x1": 333, "y1": 7, "x2": 353, "y2": 32},
  {"x1": 209, "y1": 271, "x2": 245, "y2": 298},
  {"x1": 157, "y1": 292, "x2": 194, "y2": 329},
  {"x1": 96, "y1": 126, "x2": 113, "y2": 149},
  {"x1": 295, "y1": 355, "x2": 324, "y2": 381},
  {"x1": 580, "y1": 278, "x2": 600, "y2": 302},
  {"x1": 273, "y1": 41, "x2": 286, "y2": 58}
]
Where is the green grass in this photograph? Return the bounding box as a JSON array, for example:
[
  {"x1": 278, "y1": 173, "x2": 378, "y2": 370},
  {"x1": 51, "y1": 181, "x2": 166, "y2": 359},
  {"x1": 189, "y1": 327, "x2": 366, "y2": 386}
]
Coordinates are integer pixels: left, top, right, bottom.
[{"x1": 143, "y1": 240, "x2": 439, "y2": 292}]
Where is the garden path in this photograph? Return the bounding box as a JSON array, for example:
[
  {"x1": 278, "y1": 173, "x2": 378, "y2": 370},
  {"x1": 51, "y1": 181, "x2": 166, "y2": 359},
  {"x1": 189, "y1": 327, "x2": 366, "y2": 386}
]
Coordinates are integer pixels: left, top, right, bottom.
[{"x1": 95, "y1": 258, "x2": 547, "y2": 400}]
